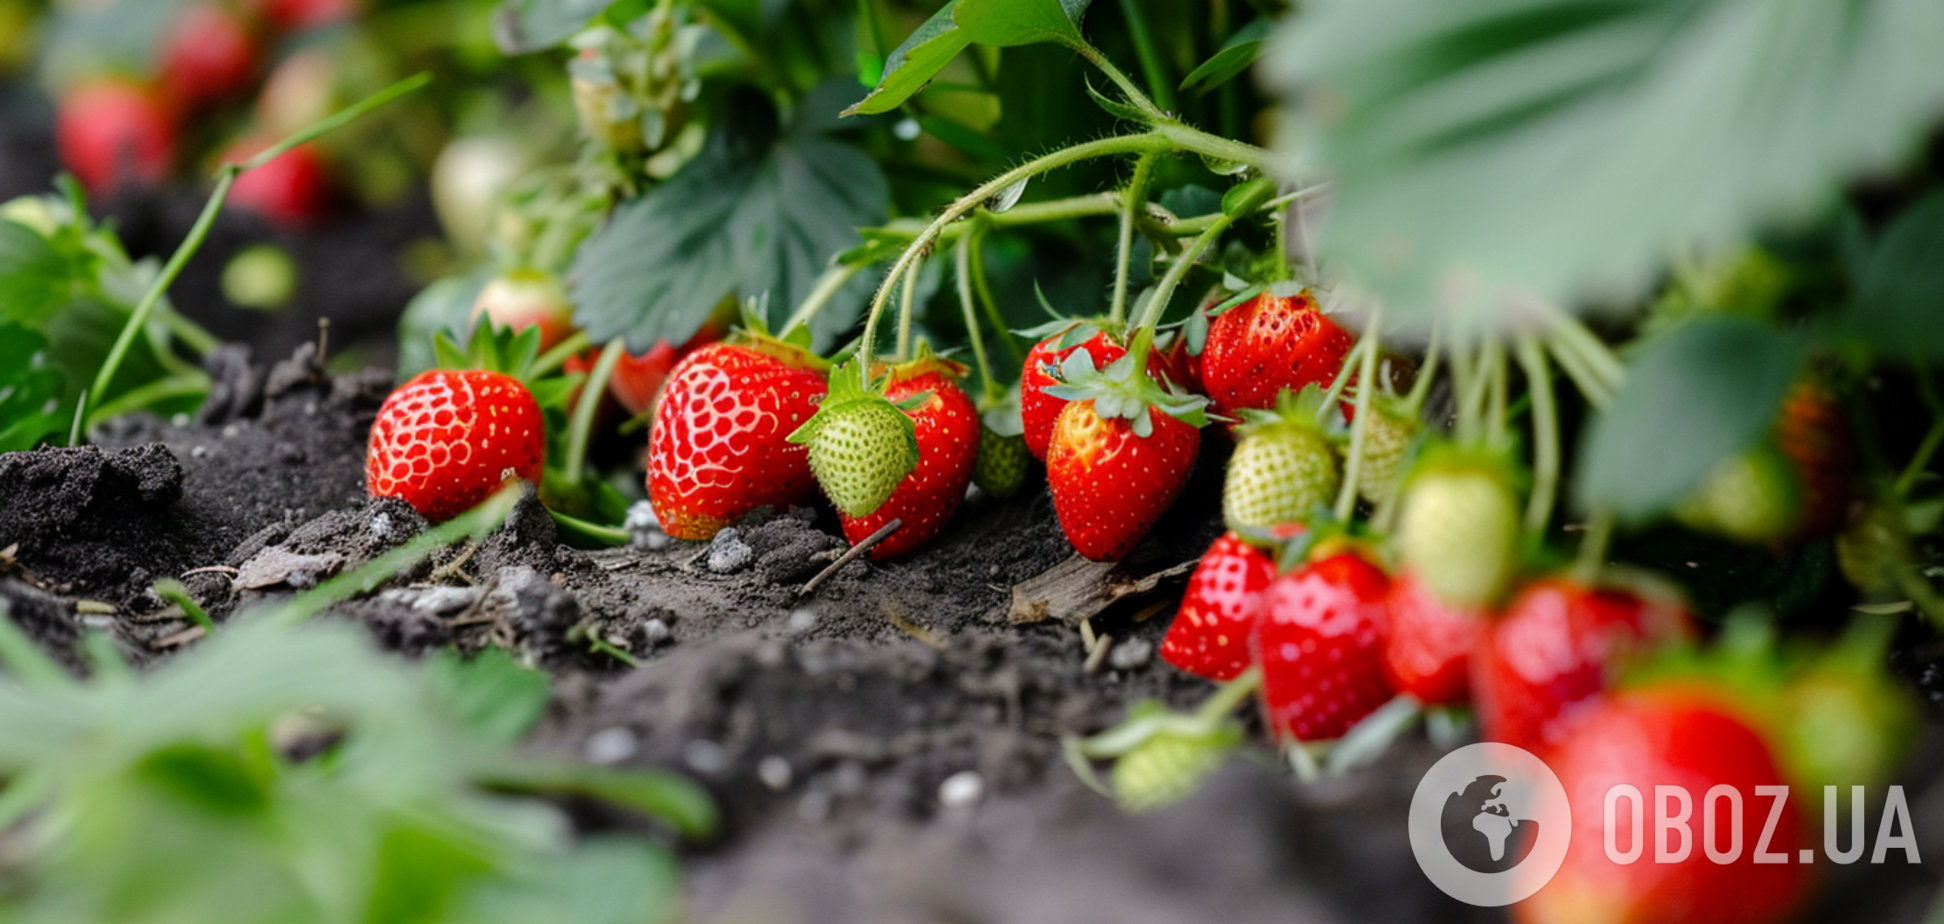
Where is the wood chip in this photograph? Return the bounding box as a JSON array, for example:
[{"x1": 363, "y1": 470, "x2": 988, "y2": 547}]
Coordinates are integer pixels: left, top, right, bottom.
[
  {"x1": 1006, "y1": 543, "x2": 1198, "y2": 625},
  {"x1": 1083, "y1": 634, "x2": 1114, "y2": 674},
  {"x1": 74, "y1": 600, "x2": 117, "y2": 615},
  {"x1": 151, "y1": 625, "x2": 207, "y2": 649}
]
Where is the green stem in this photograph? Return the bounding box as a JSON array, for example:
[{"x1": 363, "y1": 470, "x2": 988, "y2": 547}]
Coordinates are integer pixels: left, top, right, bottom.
[
  {"x1": 81, "y1": 73, "x2": 430, "y2": 432},
  {"x1": 1114, "y1": 0, "x2": 1177, "y2": 113},
  {"x1": 783, "y1": 261, "x2": 865, "y2": 334},
  {"x1": 1549, "y1": 314, "x2": 1625, "y2": 391},
  {"x1": 84, "y1": 372, "x2": 210, "y2": 428},
  {"x1": 1155, "y1": 122, "x2": 1272, "y2": 171},
  {"x1": 966, "y1": 224, "x2": 1023, "y2": 366},
  {"x1": 1065, "y1": 38, "x2": 1168, "y2": 123},
  {"x1": 153, "y1": 579, "x2": 216, "y2": 632},
  {"x1": 896, "y1": 260, "x2": 919, "y2": 362},
  {"x1": 159, "y1": 307, "x2": 221, "y2": 355},
  {"x1": 1403, "y1": 324, "x2": 1441, "y2": 417},
  {"x1": 1110, "y1": 152, "x2": 1163, "y2": 326},
  {"x1": 1516, "y1": 335, "x2": 1559, "y2": 535},
  {"x1": 1315, "y1": 336, "x2": 1370, "y2": 423},
  {"x1": 957, "y1": 234, "x2": 1000, "y2": 401},
  {"x1": 1195, "y1": 665, "x2": 1262, "y2": 721},
  {"x1": 260, "y1": 485, "x2": 521, "y2": 627},
  {"x1": 858, "y1": 132, "x2": 1175, "y2": 379},
  {"x1": 1573, "y1": 509, "x2": 1614, "y2": 584},
  {"x1": 1544, "y1": 331, "x2": 1614, "y2": 409},
  {"x1": 549, "y1": 508, "x2": 632, "y2": 548},
  {"x1": 1484, "y1": 338, "x2": 1509, "y2": 448},
  {"x1": 564, "y1": 340, "x2": 624, "y2": 478},
  {"x1": 1132, "y1": 178, "x2": 1279, "y2": 336},
  {"x1": 1449, "y1": 335, "x2": 1484, "y2": 443},
  {"x1": 1896, "y1": 368, "x2": 1944, "y2": 498},
  {"x1": 1335, "y1": 308, "x2": 1382, "y2": 520},
  {"x1": 530, "y1": 330, "x2": 594, "y2": 378}
]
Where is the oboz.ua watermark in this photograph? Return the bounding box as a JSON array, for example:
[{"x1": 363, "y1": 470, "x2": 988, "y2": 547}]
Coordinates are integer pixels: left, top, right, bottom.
[{"x1": 1407, "y1": 743, "x2": 1921, "y2": 908}]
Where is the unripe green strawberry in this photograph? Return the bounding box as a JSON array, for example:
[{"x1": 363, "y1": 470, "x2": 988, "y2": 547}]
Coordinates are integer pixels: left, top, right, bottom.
[
  {"x1": 790, "y1": 361, "x2": 920, "y2": 519},
  {"x1": 1674, "y1": 442, "x2": 1800, "y2": 544},
  {"x1": 1836, "y1": 504, "x2": 1898, "y2": 596},
  {"x1": 1395, "y1": 450, "x2": 1521, "y2": 609},
  {"x1": 1357, "y1": 399, "x2": 1419, "y2": 507},
  {"x1": 1113, "y1": 724, "x2": 1241, "y2": 813},
  {"x1": 974, "y1": 425, "x2": 1031, "y2": 499},
  {"x1": 1222, "y1": 388, "x2": 1341, "y2": 531}
]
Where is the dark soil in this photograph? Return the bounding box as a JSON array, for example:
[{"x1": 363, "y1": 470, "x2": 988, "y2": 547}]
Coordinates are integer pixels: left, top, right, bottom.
[{"x1": 3, "y1": 351, "x2": 1942, "y2": 924}]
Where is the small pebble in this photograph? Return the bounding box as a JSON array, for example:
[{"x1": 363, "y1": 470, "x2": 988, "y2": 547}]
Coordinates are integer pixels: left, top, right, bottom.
[
  {"x1": 707, "y1": 528, "x2": 754, "y2": 573},
  {"x1": 625, "y1": 501, "x2": 674, "y2": 551},
  {"x1": 191, "y1": 445, "x2": 209, "y2": 458},
  {"x1": 787, "y1": 607, "x2": 819, "y2": 635},
  {"x1": 939, "y1": 771, "x2": 985, "y2": 808},
  {"x1": 684, "y1": 740, "x2": 727, "y2": 774},
  {"x1": 584, "y1": 727, "x2": 638, "y2": 765},
  {"x1": 639, "y1": 618, "x2": 671, "y2": 645},
  {"x1": 221, "y1": 423, "x2": 242, "y2": 439},
  {"x1": 170, "y1": 412, "x2": 190, "y2": 427},
  {"x1": 1109, "y1": 638, "x2": 1154, "y2": 671},
  {"x1": 758, "y1": 756, "x2": 793, "y2": 791}
]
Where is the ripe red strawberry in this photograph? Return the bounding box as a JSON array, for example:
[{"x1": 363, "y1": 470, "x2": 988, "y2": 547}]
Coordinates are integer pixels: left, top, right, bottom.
[
  {"x1": 1020, "y1": 325, "x2": 1176, "y2": 461},
  {"x1": 1044, "y1": 345, "x2": 1205, "y2": 561},
  {"x1": 1160, "y1": 531, "x2": 1278, "y2": 681},
  {"x1": 1518, "y1": 684, "x2": 1807, "y2": 924},
  {"x1": 1256, "y1": 552, "x2": 1395, "y2": 741},
  {"x1": 1774, "y1": 378, "x2": 1852, "y2": 539},
  {"x1": 221, "y1": 137, "x2": 335, "y2": 229},
  {"x1": 1381, "y1": 569, "x2": 1485, "y2": 706},
  {"x1": 247, "y1": 0, "x2": 358, "y2": 32},
  {"x1": 366, "y1": 369, "x2": 545, "y2": 522},
  {"x1": 838, "y1": 356, "x2": 979, "y2": 560},
  {"x1": 1473, "y1": 576, "x2": 1694, "y2": 752},
  {"x1": 159, "y1": 2, "x2": 258, "y2": 109},
  {"x1": 471, "y1": 270, "x2": 575, "y2": 353},
  {"x1": 56, "y1": 80, "x2": 177, "y2": 194},
  {"x1": 648, "y1": 340, "x2": 827, "y2": 540},
  {"x1": 1198, "y1": 289, "x2": 1353, "y2": 421}
]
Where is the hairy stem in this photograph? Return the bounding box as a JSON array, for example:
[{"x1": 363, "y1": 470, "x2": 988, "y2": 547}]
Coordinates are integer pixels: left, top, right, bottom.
[
  {"x1": 1516, "y1": 335, "x2": 1559, "y2": 535},
  {"x1": 1335, "y1": 308, "x2": 1383, "y2": 520},
  {"x1": 965, "y1": 224, "x2": 1023, "y2": 365},
  {"x1": 1110, "y1": 153, "x2": 1163, "y2": 326},
  {"x1": 1066, "y1": 38, "x2": 1168, "y2": 123},
  {"x1": 896, "y1": 260, "x2": 920, "y2": 362}
]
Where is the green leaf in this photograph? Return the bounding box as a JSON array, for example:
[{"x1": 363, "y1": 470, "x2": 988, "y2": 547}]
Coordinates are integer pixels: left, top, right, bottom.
[
  {"x1": 1084, "y1": 75, "x2": 1150, "y2": 123},
  {"x1": 1268, "y1": 0, "x2": 1944, "y2": 329},
  {"x1": 0, "y1": 322, "x2": 66, "y2": 452},
  {"x1": 1178, "y1": 17, "x2": 1270, "y2": 95},
  {"x1": 134, "y1": 744, "x2": 271, "y2": 815},
  {"x1": 1576, "y1": 317, "x2": 1805, "y2": 518},
  {"x1": 0, "y1": 220, "x2": 87, "y2": 328},
  {"x1": 570, "y1": 112, "x2": 889, "y2": 352},
  {"x1": 953, "y1": 0, "x2": 1090, "y2": 48},
  {"x1": 844, "y1": 1, "x2": 971, "y2": 116},
  {"x1": 493, "y1": 0, "x2": 615, "y2": 54},
  {"x1": 480, "y1": 760, "x2": 719, "y2": 839},
  {"x1": 1850, "y1": 191, "x2": 1944, "y2": 358},
  {"x1": 425, "y1": 648, "x2": 551, "y2": 748}
]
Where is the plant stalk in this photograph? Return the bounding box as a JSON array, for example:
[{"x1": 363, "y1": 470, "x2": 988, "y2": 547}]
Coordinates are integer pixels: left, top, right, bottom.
[
  {"x1": 1335, "y1": 308, "x2": 1382, "y2": 520},
  {"x1": 1110, "y1": 152, "x2": 1162, "y2": 326},
  {"x1": 563, "y1": 340, "x2": 625, "y2": 478},
  {"x1": 1515, "y1": 335, "x2": 1560, "y2": 534}
]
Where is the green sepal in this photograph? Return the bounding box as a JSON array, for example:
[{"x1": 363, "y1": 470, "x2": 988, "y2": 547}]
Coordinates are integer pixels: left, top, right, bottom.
[{"x1": 1043, "y1": 346, "x2": 1210, "y2": 431}]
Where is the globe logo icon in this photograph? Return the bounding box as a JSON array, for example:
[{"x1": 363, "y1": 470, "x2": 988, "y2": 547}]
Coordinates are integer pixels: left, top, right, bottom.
[
  {"x1": 1409, "y1": 743, "x2": 1572, "y2": 906},
  {"x1": 1439, "y1": 774, "x2": 1541, "y2": 873}
]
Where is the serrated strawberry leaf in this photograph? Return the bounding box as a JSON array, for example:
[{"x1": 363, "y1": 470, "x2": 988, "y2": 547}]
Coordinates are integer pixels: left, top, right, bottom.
[
  {"x1": 571, "y1": 102, "x2": 887, "y2": 353},
  {"x1": 0, "y1": 322, "x2": 66, "y2": 451}
]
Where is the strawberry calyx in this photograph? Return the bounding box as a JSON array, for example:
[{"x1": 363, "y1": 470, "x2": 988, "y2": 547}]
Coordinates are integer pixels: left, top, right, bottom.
[
  {"x1": 432, "y1": 320, "x2": 579, "y2": 412},
  {"x1": 1041, "y1": 337, "x2": 1207, "y2": 437},
  {"x1": 1232, "y1": 384, "x2": 1346, "y2": 441},
  {"x1": 724, "y1": 298, "x2": 832, "y2": 373},
  {"x1": 1063, "y1": 668, "x2": 1261, "y2": 812}
]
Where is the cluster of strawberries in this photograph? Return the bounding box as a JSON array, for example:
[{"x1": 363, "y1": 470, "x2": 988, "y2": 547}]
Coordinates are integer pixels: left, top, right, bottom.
[{"x1": 52, "y1": 0, "x2": 356, "y2": 226}]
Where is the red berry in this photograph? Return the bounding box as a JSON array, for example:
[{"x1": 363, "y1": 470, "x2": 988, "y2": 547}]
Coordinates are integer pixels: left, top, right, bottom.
[
  {"x1": 1774, "y1": 379, "x2": 1852, "y2": 540},
  {"x1": 839, "y1": 359, "x2": 979, "y2": 560},
  {"x1": 1519, "y1": 685, "x2": 1808, "y2": 924},
  {"x1": 1382, "y1": 569, "x2": 1485, "y2": 706},
  {"x1": 1199, "y1": 289, "x2": 1353, "y2": 421},
  {"x1": 472, "y1": 271, "x2": 575, "y2": 352},
  {"x1": 1473, "y1": 576, "x2": 1693, "y2": 752},
  {"x1": 159, "y1": 2, "x2": 258, "y2": 109},
  {"x1": 221, "y1": 136, "x2": 334, "y2": 229},
  {"x1": 248, "y1": 0, "x2": 358, "y2": 32},
  {"x1": 1020, "y1": 327, "x2": 1176, "y2": 461},
  {"x1": 56, "y1": 80, "x2": 176, "y2": 194},
  {"x1": 609, "y1": 316, "x2": 730, "y2": 417},
  {"x1": 1256, "y1": 552, "x2": 1395, "y2": 741},
  {"x1": 365, "y1": 370, "x2": 545, "y2": 522},
  {"x1": 1160, "y1": 531, "x2": 1277, "y2": 681},
  {"x1": 1045, "y1": 398, "x2": 1200, "y2": 562},
  {"x1": 647, "y1": 342, "x2": 827, "y2": 540}
]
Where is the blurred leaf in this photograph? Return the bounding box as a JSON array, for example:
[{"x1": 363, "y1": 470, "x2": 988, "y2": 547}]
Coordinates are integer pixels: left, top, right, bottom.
[
  {"x1": 953, "y1": 0, "x2": 1090, "y2": 48},
  {"x1": 398, "y1": 270, "x2": 492, "y2": 381},
  {"x1": 1268, "y1": 0, "x2": 1944, "y2": 329},
  {"x1": 570, "y1": 106, "x2": 888, "y2": 352},
  {"x1": 1850, "y1": 191, "x2": 1944, "y2": 357},
  {"x1": 426, "y1": 647, "x2": 551, "y2": 748},
  {"x1": 460, "y1": 837, "x2": 683, "y2": 924},
  {"x1": 481, "y1": 759, "x2": 719, "y2": 840},
  {"x1": 1178, "y1": 17, "x2": 1270, "y2": 95},
  {"x1": 135, "y1": 744, "x2": 270, "y2": 815},
  {"x1": 0, "y1": 322, "x2": 66, "y2": 452},
  {"x1": 0, "y1": 220, "x2": 87, "y2": 327},
  {"x1": 493, "y1": 0, "x2": 614, "y2": 54},
  {"x1": 1577, "y1": 316, "x2": 1805, "y2": 518}
]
